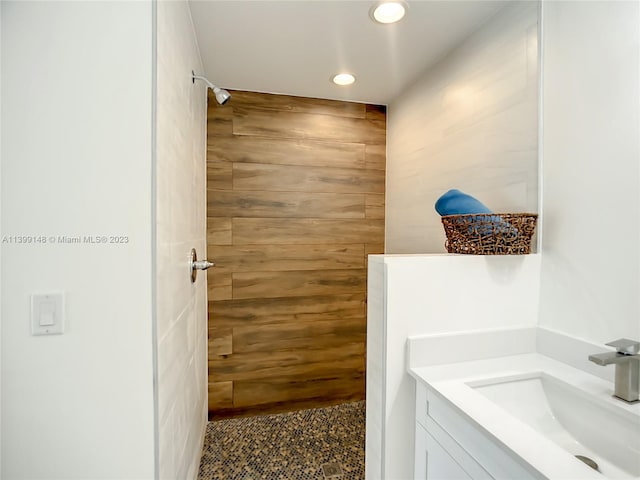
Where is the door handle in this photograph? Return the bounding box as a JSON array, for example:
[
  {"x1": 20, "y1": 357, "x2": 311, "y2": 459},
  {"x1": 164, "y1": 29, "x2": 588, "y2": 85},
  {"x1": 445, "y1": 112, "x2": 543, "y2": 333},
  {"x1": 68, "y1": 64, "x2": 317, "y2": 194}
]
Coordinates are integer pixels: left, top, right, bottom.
[
  {"x1": 193, "y1": 260, "x2": 214, "y2": 270},
  {"x1": 190, "y1": 248, "x2": 214, "y2": 283}
]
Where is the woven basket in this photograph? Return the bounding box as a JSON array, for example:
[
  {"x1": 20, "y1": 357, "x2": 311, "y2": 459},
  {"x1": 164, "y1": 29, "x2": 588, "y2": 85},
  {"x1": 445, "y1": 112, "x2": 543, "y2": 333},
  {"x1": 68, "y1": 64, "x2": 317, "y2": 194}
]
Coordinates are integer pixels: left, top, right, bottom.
[{"x1": 441, "y1": 213, "x2": 538, "y2": 255}]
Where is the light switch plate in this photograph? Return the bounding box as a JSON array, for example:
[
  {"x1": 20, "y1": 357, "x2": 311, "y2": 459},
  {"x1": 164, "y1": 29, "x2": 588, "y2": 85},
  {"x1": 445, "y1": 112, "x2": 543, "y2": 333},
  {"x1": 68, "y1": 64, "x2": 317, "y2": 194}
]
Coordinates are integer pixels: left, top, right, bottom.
[{"x1": 31, "y1": 293, "x2": 65, "y2": 335}]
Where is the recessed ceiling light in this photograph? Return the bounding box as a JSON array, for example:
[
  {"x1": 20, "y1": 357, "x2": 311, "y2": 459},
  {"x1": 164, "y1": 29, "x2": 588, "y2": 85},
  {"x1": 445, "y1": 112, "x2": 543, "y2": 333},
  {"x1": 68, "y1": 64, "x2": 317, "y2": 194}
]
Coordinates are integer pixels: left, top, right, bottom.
[
  {"x1": 332, "y1": 73, "x2": 356, "y2": 86},
  {"x1": 370, "y1": 1, "x2": 407, "y2": 24}
]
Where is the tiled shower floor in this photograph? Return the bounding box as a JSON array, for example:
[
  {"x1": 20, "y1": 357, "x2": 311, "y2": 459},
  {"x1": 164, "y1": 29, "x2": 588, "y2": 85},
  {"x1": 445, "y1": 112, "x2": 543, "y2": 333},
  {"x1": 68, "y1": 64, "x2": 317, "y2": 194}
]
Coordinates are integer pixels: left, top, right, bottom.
[{"x1": 197, "y1": 401, "x2": 365, "y2": 480}]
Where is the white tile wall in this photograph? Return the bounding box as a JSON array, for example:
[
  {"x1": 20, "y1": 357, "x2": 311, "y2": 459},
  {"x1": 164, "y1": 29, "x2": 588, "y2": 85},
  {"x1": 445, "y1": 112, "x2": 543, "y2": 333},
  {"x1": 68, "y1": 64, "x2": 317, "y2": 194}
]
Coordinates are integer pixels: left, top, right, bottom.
[
  {"x1": 156, "y1": 1, "x2": 208, "y2": 479},
  {"x1": 539, "y1": 0, "x2": 640, "y2": 344},
  {"x1": 386, "y1": 2, "x2": 539, "y2": 254}
]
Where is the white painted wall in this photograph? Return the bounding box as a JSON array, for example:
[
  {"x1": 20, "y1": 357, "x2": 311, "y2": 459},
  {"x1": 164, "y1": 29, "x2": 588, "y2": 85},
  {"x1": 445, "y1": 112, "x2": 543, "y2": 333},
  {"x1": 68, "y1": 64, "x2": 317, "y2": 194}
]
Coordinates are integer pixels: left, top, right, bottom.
[
  {"x1": 0, "y1": 5, "x2": 3, "y2": 476},
  {"x1": 539, "y1": 1, "x2": 640, "y2": 344},
  {"x1": 156, "y1": 1, "x2": 208, "y2": 479},
  {"x1": 386, "y1": 2, "x2": 539, "y2": 254},
  {"x1": 366, "y1": 254, "x2": 541, "y2": 480},
  {"x1": 1, "y1": 2, "x2": 155, "y2": 478}
]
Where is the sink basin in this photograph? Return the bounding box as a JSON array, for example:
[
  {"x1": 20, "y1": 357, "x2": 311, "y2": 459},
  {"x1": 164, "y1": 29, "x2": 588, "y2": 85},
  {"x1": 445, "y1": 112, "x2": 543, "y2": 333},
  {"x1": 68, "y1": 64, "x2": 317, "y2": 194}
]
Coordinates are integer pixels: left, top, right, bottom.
[{"x1": 467, "y1": 372, "x2": 640, "y2": 479}]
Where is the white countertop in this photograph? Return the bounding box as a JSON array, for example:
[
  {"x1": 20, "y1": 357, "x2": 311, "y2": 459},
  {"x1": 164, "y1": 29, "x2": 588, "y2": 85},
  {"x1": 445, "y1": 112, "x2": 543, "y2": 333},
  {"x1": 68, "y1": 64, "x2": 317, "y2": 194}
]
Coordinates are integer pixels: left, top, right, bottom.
[{"x1": 409, "y1": 353, "x2": 640, "y2": 480}]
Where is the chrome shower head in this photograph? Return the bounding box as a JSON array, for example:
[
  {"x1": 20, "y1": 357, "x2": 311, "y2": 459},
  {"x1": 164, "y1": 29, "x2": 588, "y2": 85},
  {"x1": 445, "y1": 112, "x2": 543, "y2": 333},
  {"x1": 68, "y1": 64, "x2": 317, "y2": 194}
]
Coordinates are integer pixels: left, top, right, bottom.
[
  {"x1": 212, "y1": 86, "x2": 231, "y2": 105},
  {"x1": 192, "y1": 71, "x2": 231, "y2": 105}
]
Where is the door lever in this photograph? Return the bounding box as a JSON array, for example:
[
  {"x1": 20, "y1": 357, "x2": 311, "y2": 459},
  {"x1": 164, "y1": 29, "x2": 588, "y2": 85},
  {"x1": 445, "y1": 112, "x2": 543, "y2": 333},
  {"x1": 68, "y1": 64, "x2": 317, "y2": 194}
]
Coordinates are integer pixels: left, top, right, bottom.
[{"x1": 190, "y1": 248, "x2": 214, "y2": 283}]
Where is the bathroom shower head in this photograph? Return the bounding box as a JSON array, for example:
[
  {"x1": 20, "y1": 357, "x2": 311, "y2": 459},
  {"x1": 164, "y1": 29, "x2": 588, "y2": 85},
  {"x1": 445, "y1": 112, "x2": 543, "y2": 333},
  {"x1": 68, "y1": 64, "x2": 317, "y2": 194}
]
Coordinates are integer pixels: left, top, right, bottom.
[
  {"x1": 212, "y1": 86, "x2": 231, "y2": 106},
  {"x1": 192, "y1": 72, "x2": 231, "y2": 105}
]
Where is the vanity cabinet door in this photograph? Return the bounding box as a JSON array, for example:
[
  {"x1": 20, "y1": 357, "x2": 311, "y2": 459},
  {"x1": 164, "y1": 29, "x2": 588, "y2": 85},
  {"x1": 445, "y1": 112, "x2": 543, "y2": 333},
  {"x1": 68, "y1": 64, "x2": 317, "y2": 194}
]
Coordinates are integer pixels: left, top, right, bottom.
[{"x1": 416, "y1": 424, "x2": 471, "y2": 480}]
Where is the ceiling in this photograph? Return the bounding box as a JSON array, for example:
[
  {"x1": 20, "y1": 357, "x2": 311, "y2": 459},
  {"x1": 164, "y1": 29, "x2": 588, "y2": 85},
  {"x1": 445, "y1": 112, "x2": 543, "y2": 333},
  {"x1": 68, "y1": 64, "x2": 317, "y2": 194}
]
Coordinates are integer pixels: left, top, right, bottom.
[{"x1": 189, "y1": 1, "x2": 510, "y2": 105}]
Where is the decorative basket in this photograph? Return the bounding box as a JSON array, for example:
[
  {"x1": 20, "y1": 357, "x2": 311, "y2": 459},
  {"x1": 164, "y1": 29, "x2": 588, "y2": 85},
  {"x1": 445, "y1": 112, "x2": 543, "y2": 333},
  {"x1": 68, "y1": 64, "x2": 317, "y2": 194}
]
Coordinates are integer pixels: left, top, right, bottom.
[{"x1": 441, "y1": 213, "x2": 538, "y2": 255}]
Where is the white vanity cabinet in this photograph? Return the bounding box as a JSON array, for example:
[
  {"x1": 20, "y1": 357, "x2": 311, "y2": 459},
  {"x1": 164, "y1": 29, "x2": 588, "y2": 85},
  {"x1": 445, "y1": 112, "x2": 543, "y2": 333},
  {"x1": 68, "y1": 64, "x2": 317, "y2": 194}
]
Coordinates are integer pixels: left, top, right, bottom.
[
  {"x1": 414, "y1": 382, "x2": 541, "y2": 480},
  {"x1": 415, "y1": 424, "x2": 472, "y2": 479}
]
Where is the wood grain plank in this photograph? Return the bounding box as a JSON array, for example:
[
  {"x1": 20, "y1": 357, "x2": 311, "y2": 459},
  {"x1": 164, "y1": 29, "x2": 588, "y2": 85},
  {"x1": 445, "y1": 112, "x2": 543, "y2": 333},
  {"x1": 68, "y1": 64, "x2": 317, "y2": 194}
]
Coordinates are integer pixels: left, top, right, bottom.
[
  {"x1": 208, "y1": 271, "x2": 232, "y2": 287},
  {"x1": 208, "y1": 244, "x2": 364, "y2": 273},
  {"x1": 207, "y1": 190, "x2": 365, "y2": 218},
  {"x1": 208, "y1": 381, "x2": 233, "y2": 410},
  {"x1": 208, "y1": 293, "x2": 365, "y2": 328},
  {"x1": 207, "y1": 135, "x2": 366, "y2": 169},
  {"x1": 209, "y1": 343, "x2": 365, "y2": 382},
  {"x1": 366, "y1": 103, "x2": 387, "y2": 122},
  {"x1": 365, "y1": 244, "x2": 385, "y2": 256},
  {"x1": 229, "y1": 90, "x2": 366, "y2": 118},
  {"x1": 207, "y1": 102, "x2": 233, "y2": 136},
  {"x1": 207, "y1": 217, "x2": 232, "y2": 245},
  {"x1": 233, "y1": 162, "x2": 384, "y2": 194},
  {"x1": 208, "y1": 328, "x2": 233, "y2": 357},
  {"x1": 233, "y1": 218, "x2": 384, "y2": 245},
  {"x1": 233, "y1": 318, "x2": 365, "y2": 353},
  {"x1": 232, "y1": 269, "x2": 366, "y2": 299},
  {"x1": 232, "y1": 107, "x2": 386, "y2": 145},
  {"x1": 206, "y1": 91, "x2": 385, "y2": 417},
  {"x1": 365, "y1": 194, "x2": 385, "y2": 219},
  {"x1": 207, "y1": 271, "x2": 232, "y2": 301},
  {"x1": 206, "y1": 161, "x2": 232, "y2": 190},
  {"x1": 365, "y1": 144, "x2": 386, "y2": 171},
  {"x1": 210, "y1": 396, "x2": 361, "y2": 419},
  {"x1": 233, "y1": 373, "x2": 364, "y2": 407}
]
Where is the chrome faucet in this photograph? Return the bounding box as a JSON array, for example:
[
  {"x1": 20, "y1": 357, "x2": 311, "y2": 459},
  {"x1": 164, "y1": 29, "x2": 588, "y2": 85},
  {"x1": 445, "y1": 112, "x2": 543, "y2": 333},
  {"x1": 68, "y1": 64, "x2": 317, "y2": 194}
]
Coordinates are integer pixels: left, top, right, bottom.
[{"x1": 589, "y1": 339, "x2": 640, "y2": 403}]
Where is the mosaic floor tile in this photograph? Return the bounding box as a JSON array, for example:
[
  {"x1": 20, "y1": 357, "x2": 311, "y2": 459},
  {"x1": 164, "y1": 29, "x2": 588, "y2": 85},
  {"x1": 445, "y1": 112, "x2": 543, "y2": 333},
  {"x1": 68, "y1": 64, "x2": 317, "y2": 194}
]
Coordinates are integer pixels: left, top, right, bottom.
[{"x1": 198, "y1": 401, "x2": 365, "y2": 480}]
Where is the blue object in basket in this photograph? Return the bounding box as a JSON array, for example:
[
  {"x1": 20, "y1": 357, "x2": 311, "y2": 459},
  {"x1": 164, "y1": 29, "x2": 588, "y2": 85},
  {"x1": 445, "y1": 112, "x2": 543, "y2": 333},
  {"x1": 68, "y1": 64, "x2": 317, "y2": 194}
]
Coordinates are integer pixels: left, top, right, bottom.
[
  {"x1": 435, "y1": 189, "x2": 517, "y2": 237},
  {"x1": 435, "y1": 189, "x2": 492, "y2": 216}
]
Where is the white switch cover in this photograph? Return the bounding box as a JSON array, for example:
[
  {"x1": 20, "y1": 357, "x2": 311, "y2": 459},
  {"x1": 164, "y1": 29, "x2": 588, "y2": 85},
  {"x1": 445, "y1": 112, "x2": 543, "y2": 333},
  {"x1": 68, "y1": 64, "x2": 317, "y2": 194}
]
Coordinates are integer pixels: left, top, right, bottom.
[{"x1": 31, "y1": 293, "x2": 64, "y2": 335}]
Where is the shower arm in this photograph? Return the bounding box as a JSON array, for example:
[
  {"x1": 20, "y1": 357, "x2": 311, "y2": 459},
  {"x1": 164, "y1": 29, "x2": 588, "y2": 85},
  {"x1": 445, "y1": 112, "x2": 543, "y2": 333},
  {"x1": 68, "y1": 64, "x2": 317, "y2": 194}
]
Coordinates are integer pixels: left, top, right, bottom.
[
  {"x1": 192, "y1": 71, "x2": 231, "y2": 105},
  {"x1": 192, "y1": 74, "x2": 217, "y2": 91}
]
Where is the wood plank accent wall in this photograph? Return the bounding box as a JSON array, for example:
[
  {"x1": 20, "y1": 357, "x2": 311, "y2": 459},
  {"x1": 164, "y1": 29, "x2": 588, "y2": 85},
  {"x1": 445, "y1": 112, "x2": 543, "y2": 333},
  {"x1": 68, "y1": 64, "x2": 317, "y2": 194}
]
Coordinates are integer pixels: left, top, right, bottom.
[{"x1": 206, "y1": 90, "x2": 386, "y2": 419}]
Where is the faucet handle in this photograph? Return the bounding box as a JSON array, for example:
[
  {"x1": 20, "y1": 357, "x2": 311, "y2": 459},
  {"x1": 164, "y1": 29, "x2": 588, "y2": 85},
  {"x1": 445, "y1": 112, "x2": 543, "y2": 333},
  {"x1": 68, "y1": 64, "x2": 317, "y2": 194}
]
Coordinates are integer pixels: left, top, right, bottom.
[{"x1": 605, "y1": 339, "x2": 640, "y2": 355}]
